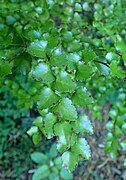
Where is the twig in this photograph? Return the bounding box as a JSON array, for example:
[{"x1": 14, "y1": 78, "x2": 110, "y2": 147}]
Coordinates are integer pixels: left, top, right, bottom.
[
  {"x1": 93, "y1": 60, "x2": 110, "y2": 68},
  {"x1": 97, "y1": 158, "x2": 112, "y2": 169}
]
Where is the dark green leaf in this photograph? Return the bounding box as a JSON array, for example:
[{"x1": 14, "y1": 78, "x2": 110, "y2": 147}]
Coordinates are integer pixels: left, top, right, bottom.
[{"x1": 76, "y1": 62, "x2": 94, "y2": 80}]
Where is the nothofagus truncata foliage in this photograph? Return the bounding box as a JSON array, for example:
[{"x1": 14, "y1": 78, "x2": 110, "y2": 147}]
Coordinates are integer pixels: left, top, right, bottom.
[{"x1": 0, "y1": 0, "x2": 126, "y2": 173}]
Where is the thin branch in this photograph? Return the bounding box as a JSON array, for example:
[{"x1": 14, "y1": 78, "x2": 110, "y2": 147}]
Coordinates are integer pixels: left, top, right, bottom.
[{"x1": 93, "y1": 60, "x2": 110, "y2": 68}]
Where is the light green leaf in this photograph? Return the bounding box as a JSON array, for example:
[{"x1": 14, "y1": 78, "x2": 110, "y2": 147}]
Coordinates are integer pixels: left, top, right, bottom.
[
  {"x1": 62, "y1": 151, "x2": 79, "y2": 171},
  {"x1": 27, "y1": 30, "x2": 41, "y2": 40},
  {"x1": 66, "y1": 53, "x2": 80, "y2": 70},
  {"x1": 106, "y1": 121, "x2": 113, "y2": 130},
  {"x1": 53, "y1": 71, "x2": 76, "y2": 93},
  {"x1": 95, "y1": 61, "x2": 110, "y2": 75},
  {"x1": 27, "y1": 40, "x2": 47, "y2": 58},
  {"x1": 110, "y1": 60, "x2": 125, "y2": 78},
  {"x1": 105, "y1": 52, "x2": 119, "y2": 62},
  {"x1": 49, "y1": 143, "x2": 58, "y2": 158},
  {"x1": 60, "y1": 168, "x2": 73, "y2": 180},
  {"x1": 43, "y1": 113, "x2": 57, "y2": 139},
  {"x1": 68, "y1": 40, "x2": 82, "y2": 52},
  {"x1": 49, "y1": 173, "x2": 59, "y2": 180},
  {"x1": 37, "y1": 87, "x2": 60, "y2": 109},
  {"x1": 54, "y1": 157, "x2": 62, "y2": 169},
  {"x1": 72, "y1": 115, "x2": 93, "y2": 135},
  {"x1": 54, "y1": 122, "x2": 72, "y2": 152},
  {"x1": 116, "y1": 41, "x2": 126, "y2": 59},
  {"x1": 71, "y1": 138, "x2": 91, "y2": 160},
  {"x1": 72, "y1": 87, "x2": 93, "y2": 107},
  {"x1": 31, "y1": 62, "x2": 54, "y2": 83},
  {"x1": 31, "y1": 152, "x2": 48, "y2": 164},
  {"x1": 32, "y1": 132, "x2": 41, "y2": 144},
  {"x1": 122, "y1": 123, "x2": 126, "y2": 133},
  {"x1": 121, "y1": 139, "x2": 126, "y2": 151},
  {"x1": 52, "y1": 98, "x2": 77, "y2": 121},
  {"x1": 33, "y1": 116, "x2": 43, "y2": 128},
  {"x1": 27, "y1": 126, "x2": 38, "y2": 136},
  {"x1": 32, "y1": 165, "x2": 50, "y2": 180}
]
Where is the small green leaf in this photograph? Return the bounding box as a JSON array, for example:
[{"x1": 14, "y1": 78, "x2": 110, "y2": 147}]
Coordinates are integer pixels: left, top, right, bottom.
[
  {"x1": 82, "y1": 49, "x2": 96, "y2": 62},
  {"x1": 28, "y1": 40, "x2": 47, "y2": 58},
  {"x1": 32, "y1": 132, "x2": 41, "y2": 144},
  {"x1": 110, "y1": 139, "x2": 120, "y2": 160},
  {"x1": 31, "y1": 152, "x2": 48, "y2": 164},
  {"x1": 121, "y1": 139, "x2": 126, "y2": 151},
  {"x1": 31, "y1": 62, "x2": 54, "y2": 83},
  {"x1": 37, "y1": 87, "x2": 60, "y2": 109},
  {"x1": 43, "y1": 113, "x2": 57, "y2": 139},
  {"x1": 105, "y1": 132, "x2": 113, "y2": 142},
  {"x1": 54, "y1": 122, "x2": 72, "y2": 152},
  {"x1": 116, "y1": 41, "x2": 126, "y2": 57},
  {"x1": 0, "y1": 60, "x2": 13, "y2": 77},
  {"x1": 66, "y1": 53, "x2": 80, "y2": 70},
  {"x1": 27, "y1": 126, "x2": 38, "y2": 136},
  {"x1": 110, "y1": 60, "x2": 125, "y2": 78},
  {"x1": 27, "y1": 30, "x2": 41, "y2": 40},
  {"x1": 6, "y1": 16, "x2": 16, "y2": 25},
  {"x1": 122, "y1": 123, "x2": 126, "y2": 133},
  {"x1": 122, "y1": 54, "x2": 126, "y2": 63},
  {"x1": 50, "y1": 52, "x2": 67, "y2": 67},
  {"x1": 72, "y1": 115, "x2": 93, "y2": 135},
  {"x1": 60, "y1": 168, "x2": 73, "y2": 179},
  {"x1": 54, "y1": 157, "x2": 62, "y2": 169},
  {"x1": 49, "y1": 143, "x2": 58, "y2": 158},
  {"x1": 32, "y1": 165, "x2": 50, "y2": 180},
  {"x1": 95, "y1": 61, "x2": 110, "y2": 75},
  {"x1": 76, "y1": 62, "x2": 94, "y2": 80},
  {"x1": 106, "y1": 121, "x2": 114, "y2": 130},
  {"x1": 33, "y1": 116, "x2": 43, "y2": 128},
  {"x1": 62, "y1": 151, "x2": 79, "y2": 171},
  {"x1": 72, "y1": 87, "x2": 93, "y2": 107},
  {"x1": 68, "y1": 40, "x2": 82, "y2": 52},
  {"x1": 52, "y1": 98, "x2": 77, "y2": 121},
  {"x1": 71, "y1": 138, "x2": 91, "y2": 160},
  {"x1": 53, "y1": 71, "x2": 76, "y2": 93},
  {"x1": 115, "y1": 126, "x2": 123, "y2": 137}
]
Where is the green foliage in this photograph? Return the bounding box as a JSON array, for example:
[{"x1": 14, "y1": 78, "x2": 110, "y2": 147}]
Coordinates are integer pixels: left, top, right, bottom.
[
  {"x1": 31, "y1": 144, "x2": 73, "y2": 180},
  {"x1": 104, "y1": 89, "x2": 126, "y2": 160},
  {"x1": 0, "y1": 86, "x2": 33, "y2": 179},
  {"x1": 0, "y1": 0, "x2": 126, "y2": 175}
]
